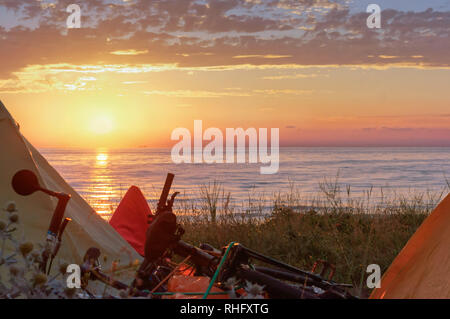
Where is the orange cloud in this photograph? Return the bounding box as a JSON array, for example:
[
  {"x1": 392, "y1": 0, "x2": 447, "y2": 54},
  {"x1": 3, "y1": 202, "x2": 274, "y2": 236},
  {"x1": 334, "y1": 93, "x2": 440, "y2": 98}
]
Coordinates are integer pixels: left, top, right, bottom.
[{"x1": 110, "y1": 49, "x2": 149, "y2": 56}]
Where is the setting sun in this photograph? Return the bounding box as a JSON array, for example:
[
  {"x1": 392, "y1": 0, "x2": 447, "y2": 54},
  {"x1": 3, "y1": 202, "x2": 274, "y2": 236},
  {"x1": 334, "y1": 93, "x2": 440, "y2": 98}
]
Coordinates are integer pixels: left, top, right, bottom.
[{"x1": 90, "y1": 115, "x2": 114, "y2": 135}]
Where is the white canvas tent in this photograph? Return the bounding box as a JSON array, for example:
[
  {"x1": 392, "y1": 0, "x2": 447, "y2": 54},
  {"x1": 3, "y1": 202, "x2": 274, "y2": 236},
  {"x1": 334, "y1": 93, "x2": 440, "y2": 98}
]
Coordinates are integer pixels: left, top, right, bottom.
[
  {"x1": 370, "y1": 193, "x2": 450, "y2": 299},
  {"x1": 0, "y1": 101, "x2": 141, "y2": 276}
]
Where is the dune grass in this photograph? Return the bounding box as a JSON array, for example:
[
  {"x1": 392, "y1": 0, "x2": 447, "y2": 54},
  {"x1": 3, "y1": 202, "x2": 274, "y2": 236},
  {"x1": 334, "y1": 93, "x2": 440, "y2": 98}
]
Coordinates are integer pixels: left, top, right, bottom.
[
  {"x1": 175, "y1": 178, "x2": 445, "y2": 298},
  {"x1": 95, "y1": 175, "x2": 446, "y2": 298}
]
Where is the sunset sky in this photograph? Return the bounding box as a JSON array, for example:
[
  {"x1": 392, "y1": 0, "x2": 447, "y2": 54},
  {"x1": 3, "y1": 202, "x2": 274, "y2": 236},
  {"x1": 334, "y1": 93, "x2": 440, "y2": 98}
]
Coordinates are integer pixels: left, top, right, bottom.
[{"x1": 1, "y1": 0, "x2": 449, "y2": 148}]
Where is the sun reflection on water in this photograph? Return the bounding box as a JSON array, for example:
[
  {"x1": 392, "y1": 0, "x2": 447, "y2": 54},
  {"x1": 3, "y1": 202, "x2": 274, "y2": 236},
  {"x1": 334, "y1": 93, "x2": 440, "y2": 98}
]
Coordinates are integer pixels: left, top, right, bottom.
[
  {"x1": 96, "y1": 153, "x2": 108, "y2": 166},
  {"x1": 91, "y1": 151, "x2": 116, "y2": 217}
]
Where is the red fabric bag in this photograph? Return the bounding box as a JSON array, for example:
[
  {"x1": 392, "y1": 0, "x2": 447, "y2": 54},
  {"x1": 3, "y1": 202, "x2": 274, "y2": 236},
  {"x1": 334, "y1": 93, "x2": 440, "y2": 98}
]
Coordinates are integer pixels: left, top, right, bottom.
[{"x1": 109, "y1": 186, "x2": 151, "y2": 256}]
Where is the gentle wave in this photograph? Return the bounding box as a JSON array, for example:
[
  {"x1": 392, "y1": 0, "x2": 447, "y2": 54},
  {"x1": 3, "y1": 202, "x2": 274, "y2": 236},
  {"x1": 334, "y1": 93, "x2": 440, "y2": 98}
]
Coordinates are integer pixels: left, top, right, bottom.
[{"x1": 39, "y1": 147, "x2": 450, "y2": 217}]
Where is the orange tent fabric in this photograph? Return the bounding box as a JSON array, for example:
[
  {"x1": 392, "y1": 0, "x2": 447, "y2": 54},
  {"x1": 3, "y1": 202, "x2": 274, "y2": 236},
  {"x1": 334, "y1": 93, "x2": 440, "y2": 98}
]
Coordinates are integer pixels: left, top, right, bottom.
[
  {"x1": 370, "y1": 193, "x2": 450, "y2": 299},
  {"x1": 109, "y1": 186, "x2": 152, "y2": 256}
]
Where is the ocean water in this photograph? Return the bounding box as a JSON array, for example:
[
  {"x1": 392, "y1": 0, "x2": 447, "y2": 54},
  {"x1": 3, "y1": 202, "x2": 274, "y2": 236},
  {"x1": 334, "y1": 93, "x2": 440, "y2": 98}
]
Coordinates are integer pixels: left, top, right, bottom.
[{"x1": 39, "y1": 147, "x2": 450, "y2": 218}]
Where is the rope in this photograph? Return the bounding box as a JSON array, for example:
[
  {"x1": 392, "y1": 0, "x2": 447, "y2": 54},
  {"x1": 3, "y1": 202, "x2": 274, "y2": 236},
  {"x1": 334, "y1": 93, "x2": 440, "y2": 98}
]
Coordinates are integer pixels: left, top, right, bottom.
[{"x1": 202, "y1": 242, "x2": 236, "y2": 299}]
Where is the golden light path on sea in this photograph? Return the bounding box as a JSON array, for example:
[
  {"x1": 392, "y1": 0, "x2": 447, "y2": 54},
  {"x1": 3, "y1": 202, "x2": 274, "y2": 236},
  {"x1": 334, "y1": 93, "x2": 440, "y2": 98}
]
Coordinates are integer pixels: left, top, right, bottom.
[{"x1": 90, "y1": 151, "x2": 116, "y2": 217}]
